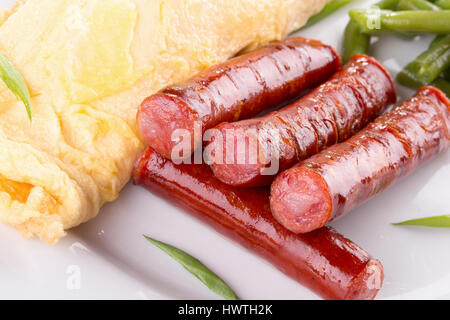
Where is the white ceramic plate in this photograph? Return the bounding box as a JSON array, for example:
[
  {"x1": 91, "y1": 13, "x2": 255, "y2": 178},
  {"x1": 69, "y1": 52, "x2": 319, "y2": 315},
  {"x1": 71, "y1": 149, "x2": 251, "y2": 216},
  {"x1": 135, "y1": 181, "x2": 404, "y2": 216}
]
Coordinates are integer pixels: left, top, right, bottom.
[{"x1": 1, "y1": 0, "x2": 449, "y2": 300}]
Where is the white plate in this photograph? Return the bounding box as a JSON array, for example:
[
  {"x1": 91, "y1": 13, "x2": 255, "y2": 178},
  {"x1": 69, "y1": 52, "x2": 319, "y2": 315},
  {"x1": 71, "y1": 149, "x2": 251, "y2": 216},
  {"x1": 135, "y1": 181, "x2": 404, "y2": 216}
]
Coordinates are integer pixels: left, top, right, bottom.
[{"x1": 1, "y1": 0, "x2": 449, "y2": 300}]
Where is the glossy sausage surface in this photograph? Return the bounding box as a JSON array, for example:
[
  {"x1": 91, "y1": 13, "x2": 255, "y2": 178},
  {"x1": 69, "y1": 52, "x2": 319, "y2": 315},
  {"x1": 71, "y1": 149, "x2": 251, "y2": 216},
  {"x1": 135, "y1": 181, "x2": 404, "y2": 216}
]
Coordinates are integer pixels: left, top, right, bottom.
[
  {"x1": 137, "y1": 37, "x2": 341, "y2": 159},
  {"x1": 271, "y1": 86, "x2": 450, "y2": 234},
  {"x1": 133, "y1": 147, "x2": 384, "y2": 300},
  {"x1": 208, "y1": 54, "x2": 397, "y2": 187}
]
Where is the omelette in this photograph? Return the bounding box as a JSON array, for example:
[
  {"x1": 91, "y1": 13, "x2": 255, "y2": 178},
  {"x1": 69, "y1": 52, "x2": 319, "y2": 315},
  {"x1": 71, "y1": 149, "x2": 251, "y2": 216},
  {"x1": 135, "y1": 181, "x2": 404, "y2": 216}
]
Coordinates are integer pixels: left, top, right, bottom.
[{"x1": 0, "y1": 0, "x2": 332, "y2": 244}]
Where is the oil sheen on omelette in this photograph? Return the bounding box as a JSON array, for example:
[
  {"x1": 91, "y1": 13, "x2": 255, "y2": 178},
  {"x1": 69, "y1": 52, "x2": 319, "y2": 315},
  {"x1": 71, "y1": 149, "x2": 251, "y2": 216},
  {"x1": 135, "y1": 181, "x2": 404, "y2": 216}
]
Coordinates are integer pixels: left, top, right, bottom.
[{"x1": 0, "y1": 0, "x2": 331, "y2": 244}]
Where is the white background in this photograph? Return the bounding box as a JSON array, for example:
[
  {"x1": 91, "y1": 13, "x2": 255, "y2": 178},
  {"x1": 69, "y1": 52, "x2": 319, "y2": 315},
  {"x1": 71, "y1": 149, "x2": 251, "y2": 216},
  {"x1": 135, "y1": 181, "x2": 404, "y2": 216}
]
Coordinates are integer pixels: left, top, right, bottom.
[{"x1": 0, "y1": 0, "x2": 449, "y2": 299}]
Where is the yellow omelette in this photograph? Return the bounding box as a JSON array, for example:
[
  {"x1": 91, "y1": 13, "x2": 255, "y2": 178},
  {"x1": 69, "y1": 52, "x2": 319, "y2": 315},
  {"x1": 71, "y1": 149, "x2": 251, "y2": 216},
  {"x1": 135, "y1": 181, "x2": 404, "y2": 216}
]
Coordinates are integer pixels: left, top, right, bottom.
[{"x1": 0, "y1": 0, "x2": 331, "y2": 244}]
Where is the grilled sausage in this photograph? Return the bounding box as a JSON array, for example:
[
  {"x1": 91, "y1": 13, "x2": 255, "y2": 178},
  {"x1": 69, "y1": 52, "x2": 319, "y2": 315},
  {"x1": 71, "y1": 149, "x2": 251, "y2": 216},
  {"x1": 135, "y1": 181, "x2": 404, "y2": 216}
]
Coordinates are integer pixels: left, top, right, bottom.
[
  {"x1": 207, "y1": 54, "x2": 396, "y2": 187},
  {"x1": 137, "y1": 37, "x2": 341, "y2": 159},
  {"x1": 133, "y1": 147, "x2": 384, "y2": 300},
  {"x1": 270, "y1": 86, "x2": 450, "y2": 234}
]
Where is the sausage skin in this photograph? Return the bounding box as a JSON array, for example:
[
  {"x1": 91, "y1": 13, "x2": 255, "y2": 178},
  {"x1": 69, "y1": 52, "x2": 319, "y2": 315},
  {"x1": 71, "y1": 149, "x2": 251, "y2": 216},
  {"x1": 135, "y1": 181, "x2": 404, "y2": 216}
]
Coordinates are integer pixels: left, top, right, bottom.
[
  {"x1": 271, "y1": 86, "x2": 450, "y2": 234},
  {"x1": 137, "y1": 37, "x2": 341, "y2": 159},
  {"x1": 133, "y1": 147, "x2": 384, "y2": 300},
  {"x1": 207, "y1": 54, "x2": 396, "y2": 187}
]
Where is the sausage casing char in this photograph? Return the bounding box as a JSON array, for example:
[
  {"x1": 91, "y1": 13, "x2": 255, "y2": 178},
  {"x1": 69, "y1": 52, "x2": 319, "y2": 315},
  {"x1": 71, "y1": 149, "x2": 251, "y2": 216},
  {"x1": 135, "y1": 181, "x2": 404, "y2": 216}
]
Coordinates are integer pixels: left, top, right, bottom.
[
  {"x1": 133, "y1": 147, "x2": 384, "y2": 300},
  {"x1": 137, "y1": 37, "x2": 341, "y2": 159},
  {"x1": 271, "y1": 86, "x2": 450, "y2": 234},
  {"x1": 208, "y1": 54, "x2": 397, "y2": 187}
]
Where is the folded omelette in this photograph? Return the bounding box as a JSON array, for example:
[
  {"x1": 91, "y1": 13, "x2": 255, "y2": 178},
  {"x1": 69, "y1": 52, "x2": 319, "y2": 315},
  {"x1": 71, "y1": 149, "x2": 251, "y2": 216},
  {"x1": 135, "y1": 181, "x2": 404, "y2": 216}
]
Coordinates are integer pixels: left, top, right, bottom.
[{"x1": 0, "y1": 0, "x2": 331, "y2": 244}]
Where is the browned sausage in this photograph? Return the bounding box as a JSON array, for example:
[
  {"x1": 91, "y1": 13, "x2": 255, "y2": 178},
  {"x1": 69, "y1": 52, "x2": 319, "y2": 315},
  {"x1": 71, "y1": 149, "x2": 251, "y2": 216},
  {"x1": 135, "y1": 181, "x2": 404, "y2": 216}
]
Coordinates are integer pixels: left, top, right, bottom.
[
  {"x1": 207, "y1": 54, "x2": 397, "y2": 187},
  {"x1": 133, "y1": 147, "x2": 384, "y2": 300},
  {"x1": 137, "y1": 37, "x2": 341, "y2": 159},
  {"x1": 270, "y1": 86, "x2": 450, "y2": 234}
]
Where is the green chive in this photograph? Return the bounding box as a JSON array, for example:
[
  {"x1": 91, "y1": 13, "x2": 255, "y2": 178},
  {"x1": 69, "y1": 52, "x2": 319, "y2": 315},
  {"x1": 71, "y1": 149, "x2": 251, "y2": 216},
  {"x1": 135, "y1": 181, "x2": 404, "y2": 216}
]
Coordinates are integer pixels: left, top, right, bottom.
[
  {"x1": 0, "y1": 52, "x2": 32, "y2": 121},
  {"x1": 144, "y1": 235, "x2": 239, "y2": 300},
  {"x1": 393, "y1": 215, "x2": 450, "y2": 228}
]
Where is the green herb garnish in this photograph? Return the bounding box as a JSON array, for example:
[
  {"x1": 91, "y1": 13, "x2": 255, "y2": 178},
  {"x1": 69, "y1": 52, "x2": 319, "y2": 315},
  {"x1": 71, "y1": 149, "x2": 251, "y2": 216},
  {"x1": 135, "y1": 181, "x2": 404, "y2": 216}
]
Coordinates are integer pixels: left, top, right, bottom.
[
  {"x1": 393, "y1": 215, "x2": 450, "y2": 228},
  {"x1": 0, "y1": 52, "x2": 32, "y2": 121},
  {"x1": 144, "y1": 235, "x2": 239, "y2": 300}
]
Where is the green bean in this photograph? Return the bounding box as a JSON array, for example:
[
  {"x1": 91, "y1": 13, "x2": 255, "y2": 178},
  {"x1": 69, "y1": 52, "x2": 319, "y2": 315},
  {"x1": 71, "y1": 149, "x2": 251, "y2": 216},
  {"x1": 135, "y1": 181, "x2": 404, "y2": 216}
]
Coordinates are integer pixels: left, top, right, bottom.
[
  {"x1": 435, "y1": 0, "x2": 450, "y2": 9},
  {"x1": 341, "y1": 0, "x2": 398, "y2": 63},
  {"x1": 407, "y1": 1, "x2": 450, "y2": 83},
  {"x1": 397, "y1": 68, "x2": 425, "y2": 88},
  {"x1": 429, "y1": 36, "x2": 450, "y2": 82},
  {"x1": 443, "y1": 69, "x2": 450, "y2": 81},
  {"x1": 395, "y1": 0, "x2": 440, "y2": 42},
  {"x1": 397, "y1": 0, "x2": 441, "y2": 10},
  {"x1": 397, "y1": 35, "x2": 450, "y2": 88},
  {"x1": 375, "y1": 0, "x2": 401, "y2": 9},
  {"x1": 396, "y1": 69, "x2": 450, "y2": 96},
  {"x1": 413, "y1": 35, "x2": 450, "y2": 81},
  {"x1": 349, "y1": 10, "x2": 450, "y2": 34},
  {"x1": 303, "y1": 0, "x2": 356, "y2": 28},
  {"x1": 399, "y1": 0, "x2": 445, "y2": 65},
  {"x1": 410, "y1": 35, "x2": 450, "y2": 81},
  {"x1": 342, "y1": 20, "x2": 371, "y2": 63},
  {"x1": 432, "y1": 77, "x2": 450, "y2": 96},
  {"x1": 429, "y1": 35, "x2": 446, "y2": 48}
]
